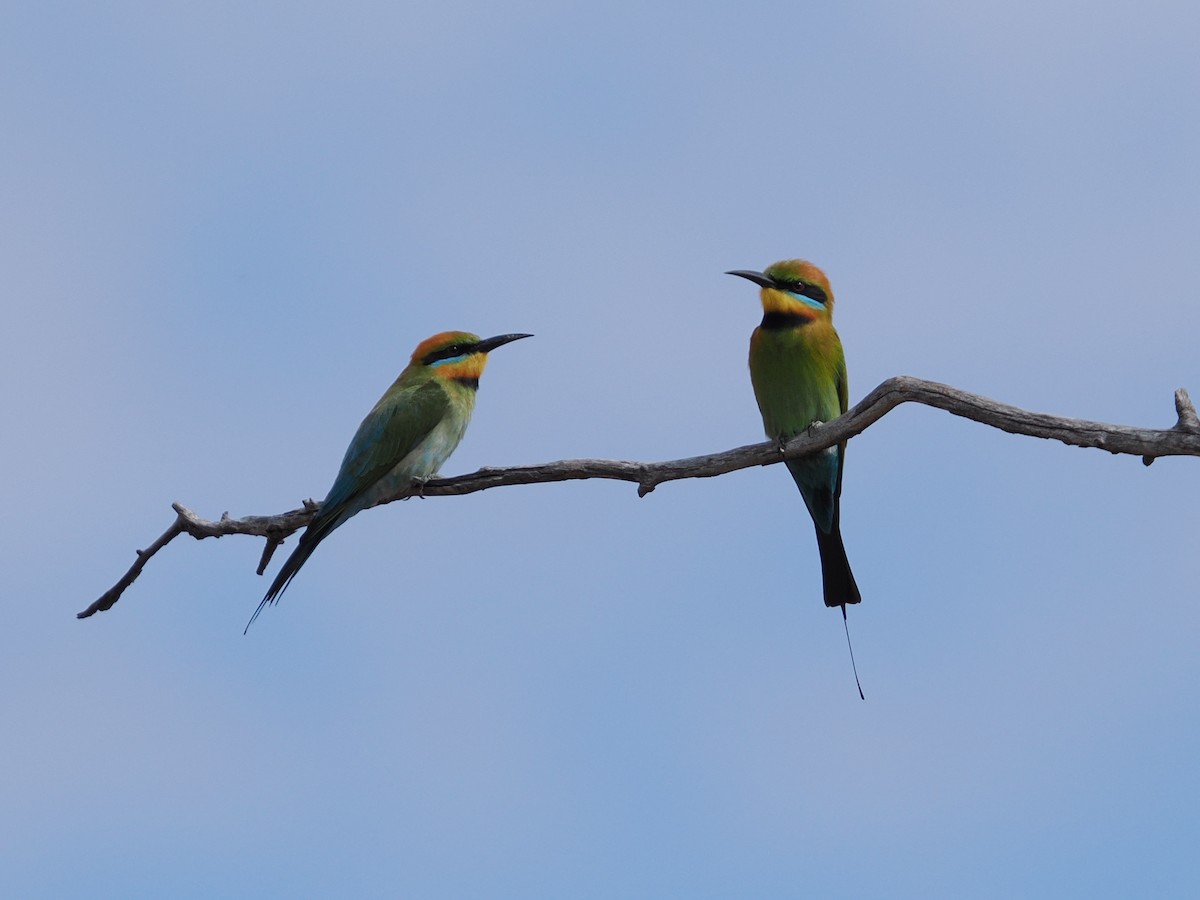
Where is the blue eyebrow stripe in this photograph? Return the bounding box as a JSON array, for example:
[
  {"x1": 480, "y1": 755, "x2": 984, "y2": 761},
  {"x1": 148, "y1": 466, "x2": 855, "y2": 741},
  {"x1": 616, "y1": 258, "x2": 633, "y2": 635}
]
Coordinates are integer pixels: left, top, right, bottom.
[{"x1": 786, "y1": 290, "x2": 827, "y2": 311}]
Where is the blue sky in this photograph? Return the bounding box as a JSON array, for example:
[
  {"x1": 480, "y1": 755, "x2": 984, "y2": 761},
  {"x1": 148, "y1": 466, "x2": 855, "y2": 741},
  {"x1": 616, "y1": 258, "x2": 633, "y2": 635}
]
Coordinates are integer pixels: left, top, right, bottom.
[{"x1": 3, "y1": 2, "x2": 1198, "y2": 897}]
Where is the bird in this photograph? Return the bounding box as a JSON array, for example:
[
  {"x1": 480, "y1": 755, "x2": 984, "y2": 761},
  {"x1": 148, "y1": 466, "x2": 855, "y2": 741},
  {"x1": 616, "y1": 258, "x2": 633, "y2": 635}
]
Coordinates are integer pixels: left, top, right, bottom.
[
  {"x1": 246, "y1": 330, "x2": 533, "y2": 631},
  {"x1": 727, "y1": 260, "x2": 861, "y2": 611}
]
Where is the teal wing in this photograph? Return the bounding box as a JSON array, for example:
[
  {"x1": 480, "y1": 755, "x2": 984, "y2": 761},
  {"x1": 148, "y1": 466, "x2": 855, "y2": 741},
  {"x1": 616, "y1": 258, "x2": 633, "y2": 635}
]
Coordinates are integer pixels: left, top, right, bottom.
[
  {"x1": 833, "y1": 349, "x2": 848, "y2": 502},
  {"x1": 246, "y1": 379, "x2": 451, "y2": 629},
  {"x1": 791, "y1": 349, "x2": 859, "y2": 607},
  {"x1": 816, "y1": 350, "x2": 859, "y2": 607},
  {"x1": 321, "y1": 378, "x2": 451, "y2": 521},
  {"x1": 786, "y1": 453, "x2": 838, "y2": 534},
  {"x1": 785, "y1": 349, "x2": 848, "y2": 535}
]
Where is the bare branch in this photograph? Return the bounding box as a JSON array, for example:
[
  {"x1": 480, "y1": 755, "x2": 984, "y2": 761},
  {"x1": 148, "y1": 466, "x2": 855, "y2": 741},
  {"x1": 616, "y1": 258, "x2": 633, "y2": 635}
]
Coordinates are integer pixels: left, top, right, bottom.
[
  {"x1": 77, "y1": 516, "x2": 186, "y2": 619},
  {"x1": 80, "y1": 376, "x2": 1200, "y2": 619}
]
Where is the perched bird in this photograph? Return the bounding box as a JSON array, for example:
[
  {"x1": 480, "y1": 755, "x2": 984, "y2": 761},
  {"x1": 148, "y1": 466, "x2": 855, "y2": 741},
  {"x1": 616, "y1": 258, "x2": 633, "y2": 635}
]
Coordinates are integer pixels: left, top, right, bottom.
[
  {"x1": 247, "y1": 330, "x2": 532, "y2": 630},
  {"x1": 727, "y1": 260, "x2": 861, "y2": 611}
]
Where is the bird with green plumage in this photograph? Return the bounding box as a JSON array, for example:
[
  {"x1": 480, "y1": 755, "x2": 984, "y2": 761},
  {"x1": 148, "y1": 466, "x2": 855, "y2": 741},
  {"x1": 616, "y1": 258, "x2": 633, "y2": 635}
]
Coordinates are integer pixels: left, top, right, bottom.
[
  {"x1": 247, "y1": 330, "x2": 532, "y2": 631},
  {"x1": 727, "y1": 259, "x2": 861, "y2": 612}
]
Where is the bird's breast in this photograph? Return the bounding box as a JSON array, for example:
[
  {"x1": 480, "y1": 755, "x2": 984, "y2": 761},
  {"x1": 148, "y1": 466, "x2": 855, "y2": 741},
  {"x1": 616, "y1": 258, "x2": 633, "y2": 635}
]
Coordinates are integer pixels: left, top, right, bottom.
[
  {"x1": 400, "y1": 411, "x2": 471, "y2": 479},
  {"x1": 749, "y1": 327, "x2": 842, "y2": 439}
]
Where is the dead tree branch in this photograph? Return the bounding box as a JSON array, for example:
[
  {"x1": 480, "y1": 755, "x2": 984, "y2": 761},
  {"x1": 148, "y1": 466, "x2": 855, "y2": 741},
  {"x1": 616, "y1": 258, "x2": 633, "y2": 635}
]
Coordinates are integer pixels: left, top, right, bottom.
[{"x1": 78, "y1": 376, "x2": 1200, "y2": 620}]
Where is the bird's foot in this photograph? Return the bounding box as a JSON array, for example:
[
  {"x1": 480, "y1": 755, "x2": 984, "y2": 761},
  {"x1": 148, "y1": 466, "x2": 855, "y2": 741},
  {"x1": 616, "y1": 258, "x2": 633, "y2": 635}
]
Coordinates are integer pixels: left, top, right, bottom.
[
  {"x1": 410, "y1": 476, "x2": 430, "y2": 499},
  {"x1": 807, "y1": 419, "x2": 826, "y2": 434}
]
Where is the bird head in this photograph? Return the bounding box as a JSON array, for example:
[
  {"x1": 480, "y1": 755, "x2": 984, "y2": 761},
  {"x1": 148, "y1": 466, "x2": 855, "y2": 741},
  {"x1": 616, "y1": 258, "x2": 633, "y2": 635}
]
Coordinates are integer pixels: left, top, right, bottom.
[
  {"x1": 726, "y1": 259, "x2": 834, "y2": 323},
  {"x1": 410, "y1": 331, "x2": 533, "y2": 384}
]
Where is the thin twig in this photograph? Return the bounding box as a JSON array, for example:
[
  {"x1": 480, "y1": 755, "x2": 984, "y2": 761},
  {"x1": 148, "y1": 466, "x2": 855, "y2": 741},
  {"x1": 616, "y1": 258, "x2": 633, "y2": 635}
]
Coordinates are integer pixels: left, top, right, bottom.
[
  {"x1": 78, "y1": 376, "x2": 1200, "y2": 619},
  {"x1": 78, "y1": 516, "x2": 186, "y2": 618}
]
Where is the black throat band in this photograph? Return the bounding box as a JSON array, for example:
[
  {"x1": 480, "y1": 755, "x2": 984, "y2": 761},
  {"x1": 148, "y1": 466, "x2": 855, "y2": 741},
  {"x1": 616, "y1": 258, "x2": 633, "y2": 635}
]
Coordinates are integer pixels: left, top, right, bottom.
[{"x1": 759, "y1": 311, "x2": 810, "y2": 331}]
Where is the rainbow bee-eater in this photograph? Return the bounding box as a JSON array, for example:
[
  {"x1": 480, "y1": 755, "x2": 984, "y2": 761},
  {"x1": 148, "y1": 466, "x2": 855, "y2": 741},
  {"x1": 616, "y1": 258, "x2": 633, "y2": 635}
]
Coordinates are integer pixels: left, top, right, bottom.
[
  {"x1": 727, "y1": 260, "x2": 861, "y2": 611},
  {"x1": 247, "y1": 330, "x2": 532, "y2": 630}
]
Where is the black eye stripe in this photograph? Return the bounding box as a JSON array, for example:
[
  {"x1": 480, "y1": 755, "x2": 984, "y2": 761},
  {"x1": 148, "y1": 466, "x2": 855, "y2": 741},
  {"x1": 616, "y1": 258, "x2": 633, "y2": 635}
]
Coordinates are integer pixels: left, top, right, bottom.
[
  {"x1": 422, "y1": 343, "x2": 476, "y2": 365},
  {"x1": 777, "y1": 280, "x2": 828, "y2": 304}
]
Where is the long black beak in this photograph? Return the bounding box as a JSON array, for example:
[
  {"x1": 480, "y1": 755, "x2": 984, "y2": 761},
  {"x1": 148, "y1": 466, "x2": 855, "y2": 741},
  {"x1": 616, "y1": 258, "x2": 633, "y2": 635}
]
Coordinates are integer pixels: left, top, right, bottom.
[
  {"x1": 725, "y1": 269, "x2": 777, "y2": 290},
  {"x1": 475, "y1": 333, "x2": 534, "y2": 354}
]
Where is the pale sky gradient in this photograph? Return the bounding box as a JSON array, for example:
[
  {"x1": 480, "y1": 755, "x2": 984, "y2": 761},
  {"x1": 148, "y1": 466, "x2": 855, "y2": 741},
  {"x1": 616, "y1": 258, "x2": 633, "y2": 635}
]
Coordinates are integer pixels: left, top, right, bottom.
[{"x1": 3, "y1": 2, "x2": 1199, "y2": 897}]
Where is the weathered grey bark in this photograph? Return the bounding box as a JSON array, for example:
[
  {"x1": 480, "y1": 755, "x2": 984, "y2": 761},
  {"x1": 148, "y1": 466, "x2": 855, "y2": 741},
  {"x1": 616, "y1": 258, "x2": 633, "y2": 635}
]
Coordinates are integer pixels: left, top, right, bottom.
[{"x1": 78, "y1": 376, "x2": 1200, "y2": 620}]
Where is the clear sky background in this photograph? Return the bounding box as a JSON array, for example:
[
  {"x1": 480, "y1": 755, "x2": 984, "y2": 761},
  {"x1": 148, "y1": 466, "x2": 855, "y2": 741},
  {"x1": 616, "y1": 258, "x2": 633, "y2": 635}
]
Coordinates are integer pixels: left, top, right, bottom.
[{"x1": 3, "y1": 2, "x2": 1198, "y2": 897}]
